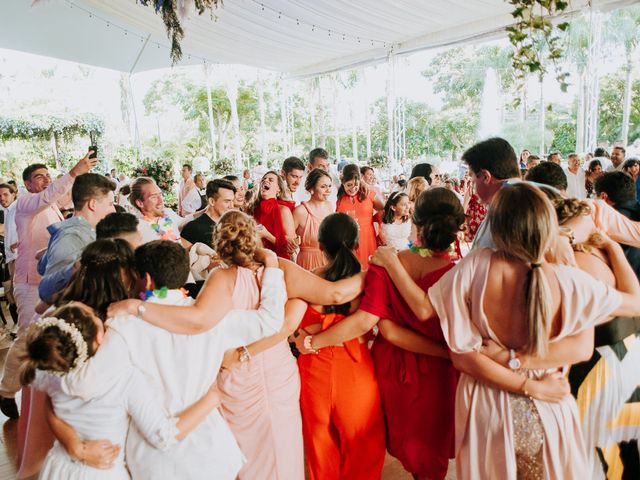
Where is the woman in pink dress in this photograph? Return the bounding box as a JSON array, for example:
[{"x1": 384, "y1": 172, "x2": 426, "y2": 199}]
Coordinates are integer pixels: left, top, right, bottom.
[
  {"x1": 371, "y1": 183, "x2": 640, "y2": 479},
  {"x1": 208, "y1": 210, "x2": 304, "y2": 479},
  {"x1": 294, "y1": 169, "x2": 334, "y2": 270},
  {"x1": 335, "y1": 164, "x2": 383, "y2": 269}
]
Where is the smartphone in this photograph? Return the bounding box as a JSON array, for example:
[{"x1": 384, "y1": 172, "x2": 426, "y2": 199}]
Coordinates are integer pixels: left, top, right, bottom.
[{"x1": 88, "y1": 145, "x2": 98, "y2": 159}]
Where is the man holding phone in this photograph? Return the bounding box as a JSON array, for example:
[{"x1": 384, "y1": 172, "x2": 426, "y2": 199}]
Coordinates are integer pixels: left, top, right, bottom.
[{"x1": 0, "y1": 150, "x2": 97, "y2": 419}]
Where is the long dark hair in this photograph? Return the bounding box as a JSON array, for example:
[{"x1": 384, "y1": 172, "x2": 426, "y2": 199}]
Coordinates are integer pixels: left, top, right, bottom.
[
  {"x1": 337, "y1": 164, "x2": 367, "y2": 202},
  {"x1": 382, "y1": 192, "x2": 409, "y2": 224},
  {"x1": 317, "y1": 213, "x2": 361, "y2": 315},
  {"x1": 56, "y1": 238, "x2": 138, "y2": 320}
]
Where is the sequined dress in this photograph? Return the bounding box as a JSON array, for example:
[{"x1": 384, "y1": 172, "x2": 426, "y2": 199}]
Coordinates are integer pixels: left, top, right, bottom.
[{"x1": 428, "y1": 248, "x2": 624, "y2": 480}]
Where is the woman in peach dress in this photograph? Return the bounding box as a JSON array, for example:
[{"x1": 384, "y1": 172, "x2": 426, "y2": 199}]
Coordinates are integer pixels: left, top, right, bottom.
[
  {"x1": 336, "y1": 164, "x2": 383, "y2": 269},
  {"x1": 210, "y1": 211, "x2": 304, "y2": 479},
  {"x1": 371, "y1": 183, "x2": 640, "y2": 479},
  {"x1": 294, "y1": 169, "x2": 334, "y2": 271}
]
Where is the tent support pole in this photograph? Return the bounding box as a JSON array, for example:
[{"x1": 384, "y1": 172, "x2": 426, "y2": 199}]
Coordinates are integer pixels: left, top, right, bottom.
[{"x1": 128, "y1": 34, "x2": 151, "y2": 160}]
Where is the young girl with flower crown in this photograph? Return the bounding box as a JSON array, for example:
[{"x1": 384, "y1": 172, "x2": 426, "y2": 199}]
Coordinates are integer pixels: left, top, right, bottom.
[
  {"x1": 20, "y1": 302, "x2": 220, "y2": 480},
  {"x1": 379, "y1": 192, "x2": 411, "y2": 251}
]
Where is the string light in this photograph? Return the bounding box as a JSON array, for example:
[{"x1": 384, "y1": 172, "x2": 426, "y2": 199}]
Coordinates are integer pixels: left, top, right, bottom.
[
  {"x1": 246, "y1": 0, "x2": 388, "y2": 48},
  {"x1": 61, "y1": 0, "x2": 216, "y2": 65}
]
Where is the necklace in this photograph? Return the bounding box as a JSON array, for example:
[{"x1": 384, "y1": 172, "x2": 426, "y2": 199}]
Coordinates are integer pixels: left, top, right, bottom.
[
  {"x1": 147, "y1": 215, "x2": 179, "y2": 241},
  {"x1": 408, "y1": 241, "x2": 454, "y2": 259}
]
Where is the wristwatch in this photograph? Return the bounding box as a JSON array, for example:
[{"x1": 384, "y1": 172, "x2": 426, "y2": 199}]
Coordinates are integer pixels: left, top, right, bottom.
[
  {"x1": 137, "y1": 301, "x2": 147, "y2": 318},
  {"x1": 303, "y1": 335, "x2": 319, "y2": 354},
  {"x1": 508, "y1": 349, "x2": 521, "y2": 370}
]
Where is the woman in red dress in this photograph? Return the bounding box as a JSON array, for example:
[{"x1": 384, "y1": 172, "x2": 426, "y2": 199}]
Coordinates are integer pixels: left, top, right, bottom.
[
  {"x1": 248, "y1": 171, "x2": 296, "y2": 259},
  {"x1": 294, "y1": 188, "x2": 463, "y2": 480},
  {"x1": 335, "y1": 164, "x2": 383, "y2": 268}
]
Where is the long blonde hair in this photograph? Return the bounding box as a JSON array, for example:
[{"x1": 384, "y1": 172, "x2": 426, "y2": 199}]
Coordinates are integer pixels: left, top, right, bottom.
[{"x1": 488, "y1": 183, "x2": 558, "y2": 356}]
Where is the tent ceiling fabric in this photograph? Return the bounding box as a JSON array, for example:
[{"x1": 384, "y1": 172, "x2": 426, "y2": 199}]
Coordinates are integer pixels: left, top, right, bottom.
[{"x1": 1, "y1": 0, "x2": 634, "y2": 75}]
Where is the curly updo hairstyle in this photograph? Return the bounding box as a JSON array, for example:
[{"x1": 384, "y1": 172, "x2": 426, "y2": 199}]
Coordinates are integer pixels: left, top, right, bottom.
[
  {"x1": 213, "y1": 210, "x2": 260, "y2": 269},
  {"x1": 413, "y1": 187, "x2": 466, "y2": 251},
  {"x1": 537, "y1": 185, "x2": 592, "y2": 226},
  {"x1": 20, "y1": 303, "x2": 100, "y2": 386}
]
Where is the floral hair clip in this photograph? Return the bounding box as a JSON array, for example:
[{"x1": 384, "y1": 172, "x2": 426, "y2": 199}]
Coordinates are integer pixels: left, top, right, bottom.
[{"x1": 35, "y1": 317, "x2": 89, "y2": 377}]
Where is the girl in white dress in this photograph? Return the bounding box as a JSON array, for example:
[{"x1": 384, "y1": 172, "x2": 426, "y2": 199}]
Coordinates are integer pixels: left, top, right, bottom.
[
  {"x1": 379, "y1": 192, "x2": 412, "y2": 251},
  {"x1": 20, "y1": 302, "x2": 220, "y2": 480}
]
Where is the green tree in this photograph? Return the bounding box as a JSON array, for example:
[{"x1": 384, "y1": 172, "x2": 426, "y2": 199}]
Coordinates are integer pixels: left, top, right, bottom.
[
  {"x1": 423, "y1": 45, "x2": 516, "y2": 111},
  {"x1": 598, "y1": 74, "x2": 640, "y2": 144}
]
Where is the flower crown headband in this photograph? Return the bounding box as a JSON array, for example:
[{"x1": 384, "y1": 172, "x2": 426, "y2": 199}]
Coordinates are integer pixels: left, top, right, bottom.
[{"x1": 34, "y1": 317, "x2": 89, "y2": 377}]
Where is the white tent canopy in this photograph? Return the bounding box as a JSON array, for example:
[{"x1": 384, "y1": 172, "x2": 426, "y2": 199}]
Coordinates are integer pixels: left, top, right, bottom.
[{"x1": 1, "y1": 0, "x2": 634, "y2": 76}]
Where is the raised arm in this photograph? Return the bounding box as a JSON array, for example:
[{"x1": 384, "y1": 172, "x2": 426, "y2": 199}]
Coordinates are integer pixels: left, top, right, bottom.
[
  {"x1": 16, "y1": 153, "x2": 96, "y2": 215},
  {"x1": 370, "y1": 246, "x2": 434, "y2": 321},
  {"x1": 109, "y1": 264, "x2": 283, "y2": 336},
  {"x1": 279, "y1": 258, "x2": 365, "y2": 305}
]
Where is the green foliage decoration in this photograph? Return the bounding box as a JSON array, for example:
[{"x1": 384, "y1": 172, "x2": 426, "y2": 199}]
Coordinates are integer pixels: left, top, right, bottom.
[
  {"x1": 137, "y1": 1, "x2": 222, "y2": 64},
  {"x1": 506, "y1": 0, "x2": 571, "y2": 99},
  {"x1": 0, "y1": 114, "x2": 104, "y2": 142}
]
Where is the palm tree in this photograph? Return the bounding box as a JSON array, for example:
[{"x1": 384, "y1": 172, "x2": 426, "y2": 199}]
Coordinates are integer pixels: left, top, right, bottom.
[{"x1": 605, "y1": 5, "x2": 640, "y2": 146}]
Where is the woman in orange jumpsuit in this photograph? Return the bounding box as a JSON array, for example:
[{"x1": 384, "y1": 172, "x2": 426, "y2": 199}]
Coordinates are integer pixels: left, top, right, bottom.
[
  {"x1": 335, "y1": 164, "x2": 384, "y2": 269},
  {"x1": 292, "y1": 212, "x2": 385, "y2": 480}
]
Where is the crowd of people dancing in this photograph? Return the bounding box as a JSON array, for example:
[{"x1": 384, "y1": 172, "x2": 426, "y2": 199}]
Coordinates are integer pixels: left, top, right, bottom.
[{"x1": 0, "y1": 137, "x2": 639, "y2": 479}]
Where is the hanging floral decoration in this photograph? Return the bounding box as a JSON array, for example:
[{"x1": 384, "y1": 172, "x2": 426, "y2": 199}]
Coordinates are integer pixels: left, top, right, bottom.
[
  {"x1": 133, "y1": 157, "x2": 176, "y2": 193},
  {"x1": 137, "y1": 0, "x2": 222, "y2": 64},
  {"x1": 505, "y1": 0, "x2": 571, "y2": 98}
]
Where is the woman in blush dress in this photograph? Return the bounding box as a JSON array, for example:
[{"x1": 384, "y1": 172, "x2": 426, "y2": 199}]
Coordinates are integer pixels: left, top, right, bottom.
[
  {"x1": 336, "y1": 164, "x2": 384, "y2": 269},
  {"x1": 211, "y1": 211, "x2": 304, "y2": 480},
  {"x1": 371, "y1": 183, "x2": 640, "y2": 479},
  {"x1": 294, "y1": 169, "x2": 334, "y2": 270}
]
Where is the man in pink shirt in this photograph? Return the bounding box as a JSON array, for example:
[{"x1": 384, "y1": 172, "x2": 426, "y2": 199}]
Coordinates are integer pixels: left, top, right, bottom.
[{"x1": 0, "y1": 152, "x2": 97, "y2": 418}]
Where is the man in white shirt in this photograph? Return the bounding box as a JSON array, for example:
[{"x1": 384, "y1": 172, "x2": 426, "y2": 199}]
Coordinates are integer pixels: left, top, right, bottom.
[
  {"x1": 182, "y1": 173, "x2": 205, "y2": 215},
  {"x1": 293, "y1": 148, "x2": 339, "y2": 205},
  {"x1": 178, "y1": 164, "x2": 196, "y2": 216},
  {"x1": 62, "y1": 241, "x2": 286, "y2": 480},
  {"x1": 252, "y1": 161, "x2": 269, "y2": 181},
  {"x1": 565, "y1": 153, "x2": 587, "y2": 199},
  {"x1": 607, "y1": 146, "x2": 625, "y2": 172}
]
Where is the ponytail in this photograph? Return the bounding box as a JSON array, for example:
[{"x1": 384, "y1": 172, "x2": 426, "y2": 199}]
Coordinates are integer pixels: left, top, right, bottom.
[
  {"x1": 524, "y1": 264, "x2": 552, "y2": 357},
  {"x1": 317, "y1": 213, "x2": 361, "y2": 316},
  {"x1": 489, "y1": 184, "x2": 558, "y2": 357},
  {"x1": 323, "y1": 244, "x2": 361, "y2": 315}
]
